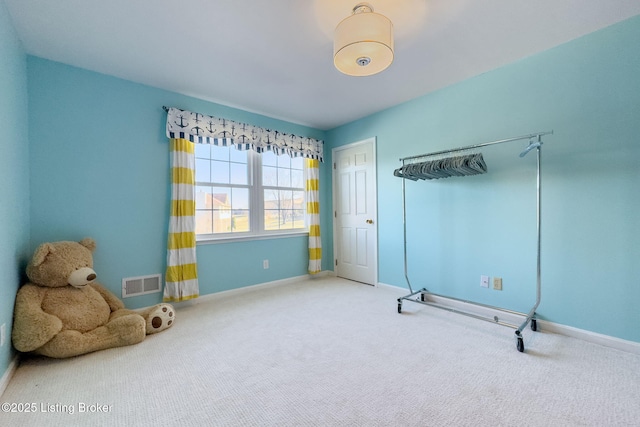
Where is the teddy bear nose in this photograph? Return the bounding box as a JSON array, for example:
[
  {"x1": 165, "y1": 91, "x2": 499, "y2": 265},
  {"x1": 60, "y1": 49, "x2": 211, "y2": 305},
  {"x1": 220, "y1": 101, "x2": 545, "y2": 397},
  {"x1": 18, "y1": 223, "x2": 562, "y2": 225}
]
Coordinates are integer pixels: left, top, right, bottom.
[{"x1": 68, "y1": 267, "x2": 97, "y2": 288}]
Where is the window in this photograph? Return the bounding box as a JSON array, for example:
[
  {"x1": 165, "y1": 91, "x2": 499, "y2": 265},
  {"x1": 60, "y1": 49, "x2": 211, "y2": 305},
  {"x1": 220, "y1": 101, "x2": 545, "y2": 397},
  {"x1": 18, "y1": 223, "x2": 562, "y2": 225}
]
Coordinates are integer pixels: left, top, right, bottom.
[
  {"x1": 262, "y1": 151, "x2": 306, "y2": 231},
  {"x1": 195, "y1": 144, "x2": 306, "y2": 240}
]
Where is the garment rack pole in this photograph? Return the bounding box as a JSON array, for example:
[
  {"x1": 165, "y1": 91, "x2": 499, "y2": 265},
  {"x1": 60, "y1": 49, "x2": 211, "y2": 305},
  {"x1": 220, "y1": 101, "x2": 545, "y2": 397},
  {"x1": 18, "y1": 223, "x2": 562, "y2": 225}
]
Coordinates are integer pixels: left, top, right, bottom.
[
  {"x1": 396, "y1": 131, "x2": 552, "y2": 352},
  {"x1": 399, "y1": 131, "x2": 552, "y2": 163},
  {"x1": 402, "y1": 175, "x2": 414, "y2": 295}
]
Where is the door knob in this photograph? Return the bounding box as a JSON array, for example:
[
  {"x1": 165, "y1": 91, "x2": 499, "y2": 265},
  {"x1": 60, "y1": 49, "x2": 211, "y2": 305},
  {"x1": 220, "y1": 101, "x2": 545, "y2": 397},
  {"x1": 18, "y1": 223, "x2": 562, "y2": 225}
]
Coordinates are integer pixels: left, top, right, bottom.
[{"x1": 366, "y1": 219, "x2": 374, "y2": 224}]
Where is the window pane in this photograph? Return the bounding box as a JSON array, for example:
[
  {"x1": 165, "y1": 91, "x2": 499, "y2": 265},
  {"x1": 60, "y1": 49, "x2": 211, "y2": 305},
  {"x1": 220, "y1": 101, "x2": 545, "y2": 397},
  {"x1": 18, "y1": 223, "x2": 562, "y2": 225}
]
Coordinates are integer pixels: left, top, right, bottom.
[
  {"x1": 232, "y1": 210, "x2": 249, "y2": 232},
  {"x1": 195, "y1": 144, "x2": 210, "y2": 159},
  {"x1": 262, "y1": 150, "x2": 277, "y2": 167},
  {"x1": 279, "y1": 190, "x2": 293, "y2": 209},
  {"x1": 279, "y1": 211, "x2": 293, "y2": 229},
  {"x1": 291, "y1": 169, "x2": 304, "y2": 188},
  {"x1": 195, "y1": 211, "x2": 212, "y2": 234},
  {"x1": 213, "y1": 210, "x2": 232, "y2": 233},
  {"x1": 195, "y1": 159, "x2": 210, "y2": 183},
  {"x1": 211, "y1": 160, "x2": 229, "y2": 184},
  {"x1": 263, "y1": 166, "x2": 277, "y2": 186},
  {"x1": 195, "y1": 186, "x2": 213, "y2": 209},
  {"x1": 211, "y1": 145, "x2": 228, "y2": 161},
  {"x1": 291, "y1": 156, "x2": 303, "y2": 170},
  {"x1": 264, "y1": 210, "x2": 279, "y2": 231},
  {"x1": 293, "y1": 210, "x2": 305, "y2": 228},
  {"x1": 277, "y1": 155, "x2": 291, "y2": 168},
  {"x1": 292, "y1": 191, "x2": 304, "y2": 210},
  {"x1": 278, "y1": 168, "x2": 291, "y2": 187},
  {"x1": 230, "y1": 147, "x2": 247, "y2": 163},
  {"x1": 212, "y1": 187, "x2": 231, "y2": 210},
  {"x1": 233, "y1": 188, "x2": 249, "y2": 209},
  {"x1": 264, "y1": 189, "x2": 279, "y2": 209},
  {"x1": 230, "y1": 162, "x2": 248, "y2": 185}
]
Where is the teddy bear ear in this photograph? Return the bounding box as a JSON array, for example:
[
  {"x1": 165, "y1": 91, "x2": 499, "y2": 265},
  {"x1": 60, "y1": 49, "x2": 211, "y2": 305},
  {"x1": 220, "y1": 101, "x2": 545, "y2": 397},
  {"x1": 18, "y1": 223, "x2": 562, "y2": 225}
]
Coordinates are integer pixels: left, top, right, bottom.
[
  {"x1": 31, "y1": 243, "x2": 55, "y2": 267},
  {"x1": 79, "y1": 238, "x2": 97, "y2": 252}
]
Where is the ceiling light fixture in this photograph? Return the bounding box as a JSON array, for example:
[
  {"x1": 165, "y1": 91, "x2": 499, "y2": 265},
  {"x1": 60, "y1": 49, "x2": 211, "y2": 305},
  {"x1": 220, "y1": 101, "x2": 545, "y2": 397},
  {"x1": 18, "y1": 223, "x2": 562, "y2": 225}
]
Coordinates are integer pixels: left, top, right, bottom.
[{"x1": 333, "y1": 3, "x2": 394, "y2": 77}]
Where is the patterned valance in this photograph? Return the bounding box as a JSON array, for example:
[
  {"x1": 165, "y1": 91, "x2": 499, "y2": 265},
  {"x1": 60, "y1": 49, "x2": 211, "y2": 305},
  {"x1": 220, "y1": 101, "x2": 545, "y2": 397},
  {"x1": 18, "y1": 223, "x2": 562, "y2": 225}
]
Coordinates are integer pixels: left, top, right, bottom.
[{"x1": 165, "y1": 107, "x2": 323, "y2": 162}]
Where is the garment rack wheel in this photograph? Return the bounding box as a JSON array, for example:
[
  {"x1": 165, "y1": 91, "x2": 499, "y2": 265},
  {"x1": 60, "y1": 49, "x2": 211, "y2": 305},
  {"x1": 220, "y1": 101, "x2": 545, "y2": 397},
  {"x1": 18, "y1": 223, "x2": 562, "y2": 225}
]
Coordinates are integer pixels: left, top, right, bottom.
[
  {"x1": 515, "y1": 331, "x2": 524, "y2": 352},
  {"x1": 397, "y1": 299, "x2": 402, "y2": 314},
  {"x1": 530, "y1": 318, "x2": 537, "y2": 331}
]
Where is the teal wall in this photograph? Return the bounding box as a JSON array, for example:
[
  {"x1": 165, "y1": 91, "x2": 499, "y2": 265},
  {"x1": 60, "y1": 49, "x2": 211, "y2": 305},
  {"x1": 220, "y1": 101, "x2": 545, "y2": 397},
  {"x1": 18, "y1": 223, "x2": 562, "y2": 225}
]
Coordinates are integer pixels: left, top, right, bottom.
[
  {"x1": 27, "y1": 57, "x2": 331, "y2": 310},
  {"x1": 0, "y1": 0, "x2": 30, "y2": 379},
  {"x1": 327, "y1": 15, "x2": 640, "y2": 343}
]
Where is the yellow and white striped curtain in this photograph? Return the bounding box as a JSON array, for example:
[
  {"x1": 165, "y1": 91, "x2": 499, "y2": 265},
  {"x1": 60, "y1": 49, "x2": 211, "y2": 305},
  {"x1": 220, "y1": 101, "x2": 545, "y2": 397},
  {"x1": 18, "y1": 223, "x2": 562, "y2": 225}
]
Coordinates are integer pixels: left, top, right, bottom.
[
  {"x1": 164, "y1": 138, "x2": 199, "y2": 302},
  {"x1": 306, "y1": 159, "x2": 322, "y2": 274}
]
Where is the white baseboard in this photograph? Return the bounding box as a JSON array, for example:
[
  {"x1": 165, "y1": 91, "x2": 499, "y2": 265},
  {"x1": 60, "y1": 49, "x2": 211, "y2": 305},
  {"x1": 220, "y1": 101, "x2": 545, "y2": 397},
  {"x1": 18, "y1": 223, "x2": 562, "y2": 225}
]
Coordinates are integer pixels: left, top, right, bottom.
[
  {"x1": 0, "y1": 355, "x2": 19, "y2": 398},
  {"x1": 378, "y1": 282, "x2": 640, "y2": 355},
  {"x1": 172, "y1": 271, "x2": 332, "y2": 309},
  {"x1": 537, "y1": 320, "x2": 640, "y2": 355}
]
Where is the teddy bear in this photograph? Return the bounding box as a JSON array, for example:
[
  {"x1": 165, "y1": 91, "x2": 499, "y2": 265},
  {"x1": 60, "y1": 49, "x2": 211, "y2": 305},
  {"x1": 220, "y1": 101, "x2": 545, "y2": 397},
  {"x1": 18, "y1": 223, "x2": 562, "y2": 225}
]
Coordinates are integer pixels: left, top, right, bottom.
[{"x1": 12, "y1": 238, "x2": 175, "y2": 358}]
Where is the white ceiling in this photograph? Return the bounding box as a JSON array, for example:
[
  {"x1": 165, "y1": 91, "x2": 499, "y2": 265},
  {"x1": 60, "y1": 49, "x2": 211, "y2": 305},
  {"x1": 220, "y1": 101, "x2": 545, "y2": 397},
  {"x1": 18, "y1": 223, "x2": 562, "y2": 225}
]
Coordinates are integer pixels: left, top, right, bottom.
[{"x1": 5, "y1": 0, "x2": 640, "y2": 130}]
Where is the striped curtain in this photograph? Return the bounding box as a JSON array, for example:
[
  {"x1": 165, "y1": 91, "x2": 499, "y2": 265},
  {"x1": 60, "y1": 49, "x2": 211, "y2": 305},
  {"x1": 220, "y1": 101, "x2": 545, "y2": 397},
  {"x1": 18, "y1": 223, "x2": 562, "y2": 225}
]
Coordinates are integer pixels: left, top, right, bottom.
[
  {"x1": 306, "y1": 159, "x2": 322, "y2": 274},
  {"x1": 164, "y1": 138, "x2": 199, "y2": 302}
]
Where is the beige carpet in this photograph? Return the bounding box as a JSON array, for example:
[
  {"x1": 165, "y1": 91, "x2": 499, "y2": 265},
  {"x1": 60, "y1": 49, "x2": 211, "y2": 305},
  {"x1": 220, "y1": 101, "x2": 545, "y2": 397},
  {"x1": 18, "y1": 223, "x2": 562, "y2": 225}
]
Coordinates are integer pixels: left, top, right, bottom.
[{"x1": 1, "y1": 276, "x2": 639, "y2": 426}]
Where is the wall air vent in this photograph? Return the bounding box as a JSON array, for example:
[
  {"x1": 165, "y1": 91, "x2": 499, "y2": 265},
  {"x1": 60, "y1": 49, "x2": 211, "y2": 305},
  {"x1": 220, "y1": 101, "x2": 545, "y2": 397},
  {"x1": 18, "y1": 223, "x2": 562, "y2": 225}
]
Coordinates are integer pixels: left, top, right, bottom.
[{"x1": 122, "y1": 274, "x2": 162, "y2": 298}]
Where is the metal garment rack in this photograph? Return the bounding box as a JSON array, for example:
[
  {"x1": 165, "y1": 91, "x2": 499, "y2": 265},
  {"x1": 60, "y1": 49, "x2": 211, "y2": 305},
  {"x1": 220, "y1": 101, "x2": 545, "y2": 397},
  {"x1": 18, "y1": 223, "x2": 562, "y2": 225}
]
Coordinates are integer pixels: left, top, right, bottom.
[{"x1": 396, "y1": 131, "x2": 552, "y2": 352}]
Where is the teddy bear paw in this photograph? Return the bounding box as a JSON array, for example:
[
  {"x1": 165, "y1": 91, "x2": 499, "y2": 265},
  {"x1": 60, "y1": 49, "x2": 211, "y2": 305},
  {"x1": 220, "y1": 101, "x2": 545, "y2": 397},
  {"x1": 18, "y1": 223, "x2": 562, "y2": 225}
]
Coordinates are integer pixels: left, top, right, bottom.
[{"x1": 145, "y1": 303, "x2": 175, "y2": 334}]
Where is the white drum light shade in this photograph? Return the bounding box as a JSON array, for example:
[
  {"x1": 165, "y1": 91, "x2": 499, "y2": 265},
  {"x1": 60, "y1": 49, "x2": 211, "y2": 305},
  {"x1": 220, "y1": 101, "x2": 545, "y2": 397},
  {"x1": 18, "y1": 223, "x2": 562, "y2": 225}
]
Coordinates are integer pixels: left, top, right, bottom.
[{"x1": 334, "y1": 4, "x2": 394, "y2": 77}]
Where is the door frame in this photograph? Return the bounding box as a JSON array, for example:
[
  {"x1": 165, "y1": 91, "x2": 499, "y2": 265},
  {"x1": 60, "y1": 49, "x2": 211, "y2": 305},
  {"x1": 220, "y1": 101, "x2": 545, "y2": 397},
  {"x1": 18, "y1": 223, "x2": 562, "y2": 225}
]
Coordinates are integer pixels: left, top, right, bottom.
[{"x1": 331, "y1": 137, "x2": 379, "y2": 286}]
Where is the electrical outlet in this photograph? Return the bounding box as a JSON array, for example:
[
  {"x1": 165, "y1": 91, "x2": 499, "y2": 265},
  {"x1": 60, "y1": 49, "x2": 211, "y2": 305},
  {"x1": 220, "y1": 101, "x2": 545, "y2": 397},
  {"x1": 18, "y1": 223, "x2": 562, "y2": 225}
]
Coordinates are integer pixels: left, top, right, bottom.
[
  {"x1": 263, "y1": 259, "x2": 269, "y2": 269},
  {"x1": 480, "y1": 275, "x2": 489, "y2": 288},
  {"x1": 1, "y1": 323, "x2": 6, "y2": 347},
  {"x1": 493, "y1": 277, "x2": 503, "y2": 291}
]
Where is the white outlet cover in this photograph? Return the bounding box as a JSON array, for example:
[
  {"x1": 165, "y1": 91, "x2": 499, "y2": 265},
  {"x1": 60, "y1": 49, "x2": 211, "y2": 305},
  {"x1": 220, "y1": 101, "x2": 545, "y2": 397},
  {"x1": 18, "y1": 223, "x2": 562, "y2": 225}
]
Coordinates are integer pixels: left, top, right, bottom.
[{"x1": 480, "y1": 275, "x2": 490, "y2": 288}]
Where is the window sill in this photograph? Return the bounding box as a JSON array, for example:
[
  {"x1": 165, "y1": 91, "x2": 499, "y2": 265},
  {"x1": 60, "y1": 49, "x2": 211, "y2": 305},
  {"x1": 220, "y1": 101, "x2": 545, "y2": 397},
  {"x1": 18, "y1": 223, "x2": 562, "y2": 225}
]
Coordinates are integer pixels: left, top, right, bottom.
[{"x1": 197, "y1": 230, "x2": 309, "y2": 245}]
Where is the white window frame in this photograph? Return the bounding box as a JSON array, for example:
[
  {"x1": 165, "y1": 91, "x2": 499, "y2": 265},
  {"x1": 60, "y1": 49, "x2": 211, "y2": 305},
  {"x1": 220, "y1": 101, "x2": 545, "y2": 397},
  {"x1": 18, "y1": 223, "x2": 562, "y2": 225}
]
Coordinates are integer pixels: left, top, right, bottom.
[{"x1": 196, "y1": 147, "x2": 308, "y2": 244}]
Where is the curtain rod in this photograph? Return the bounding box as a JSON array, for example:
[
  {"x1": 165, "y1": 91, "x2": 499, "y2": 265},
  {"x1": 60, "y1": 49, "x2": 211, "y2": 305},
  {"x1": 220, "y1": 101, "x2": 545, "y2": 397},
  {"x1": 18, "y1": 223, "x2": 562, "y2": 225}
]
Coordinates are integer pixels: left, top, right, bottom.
[{"x1": 400, "y1": 131, "x2": 553, "y2": 162}]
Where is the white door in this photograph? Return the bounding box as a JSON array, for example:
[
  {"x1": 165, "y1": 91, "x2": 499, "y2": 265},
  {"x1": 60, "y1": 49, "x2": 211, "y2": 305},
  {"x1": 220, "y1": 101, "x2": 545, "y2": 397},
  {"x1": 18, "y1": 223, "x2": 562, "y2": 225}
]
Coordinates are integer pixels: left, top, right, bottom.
[{"x1": 333, "y1": 138, "x2": 378, "y2": 285}]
